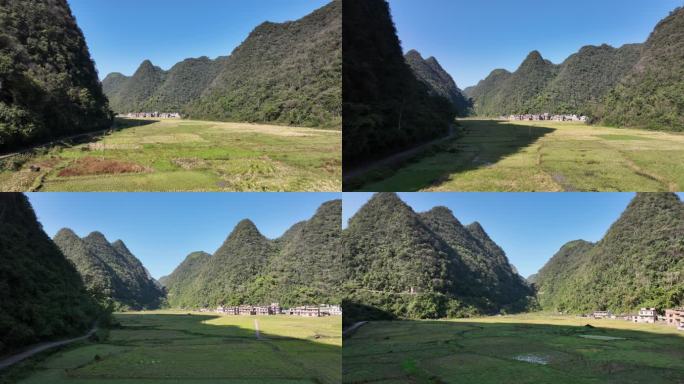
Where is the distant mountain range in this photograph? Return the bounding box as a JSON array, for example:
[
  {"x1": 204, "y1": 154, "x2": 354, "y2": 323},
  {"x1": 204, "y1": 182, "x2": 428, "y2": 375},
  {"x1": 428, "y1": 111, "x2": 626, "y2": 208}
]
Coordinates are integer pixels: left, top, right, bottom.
[
  {"x1": 103, "y1": 1, "x2": 341, "y2": 129},
  {"x1": 161, "y1": 199, "x2": 342, "y2": 308},
  {"x1": 465, "y1": 7, "x2": 683, "y2": 131},
  {"x1": 0, "y1": 0, "x2": 112, "y2": 151},
  {"x1": 53, "y1": 229, "x2": 165, "y2": 310},
  {"x1": 342, "y1": 193, "x2": 535, "y2": 325},
  {"x1": 533, "y1": 193, "x2": 684, "y2": 313},
  {"x1": 0, "y1": 194, "x2": 101, "y2": 354}
]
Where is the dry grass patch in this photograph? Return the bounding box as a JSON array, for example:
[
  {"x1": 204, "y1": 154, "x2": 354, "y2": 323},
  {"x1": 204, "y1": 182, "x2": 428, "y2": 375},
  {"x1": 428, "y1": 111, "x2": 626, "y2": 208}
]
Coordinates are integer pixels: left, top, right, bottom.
[{"x1": 58, "y1": 157, "x2": 150, "y2": 177}]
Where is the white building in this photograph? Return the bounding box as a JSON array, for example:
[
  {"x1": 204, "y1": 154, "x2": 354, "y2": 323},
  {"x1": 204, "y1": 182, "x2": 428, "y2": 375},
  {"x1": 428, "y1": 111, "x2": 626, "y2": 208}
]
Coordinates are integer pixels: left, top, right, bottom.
[{"x1": 634, "y1": 308, "x2": 658, "y2": 324}]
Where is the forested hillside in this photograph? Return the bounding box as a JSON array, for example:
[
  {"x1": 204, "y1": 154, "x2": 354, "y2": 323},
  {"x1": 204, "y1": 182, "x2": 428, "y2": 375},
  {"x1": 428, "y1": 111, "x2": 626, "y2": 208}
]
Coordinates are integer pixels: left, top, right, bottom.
[
  {"x1": 342, "y1": 193, "x2": 535, "y2": 325},
  {"x1": 54, "y1": 229, "x2": 165, "y2": 310},
  {"x1": 600, "y1": 7, "x2": 684, "y2": 131},
  {"x1": 467, "y1": 7, "x2": 683, "y2": 130},
  {"x1": 0, "y1": 194, "x2": 101, "y2": 354},
  {"x1": 470, "y1": 51, "x2": 558, "y2": 116},
  {"x1": 404, "y1": 50, "x2": 470, "y2": 116},
  {"x1": 534, "y1": 193, "x2": 684, "y2": 313},
  {"x1": 342, "y1": 0, "x2": 456, "y2": 167},
  {"x1": 164, "y1": 200, "x2": 342, "y2": 308},
  {"x1": 103, "y1": 1, "x2": 341, "y2": 129},
  {"x1": 0, "y1": 0, "x2": 112, "y2": 151}
]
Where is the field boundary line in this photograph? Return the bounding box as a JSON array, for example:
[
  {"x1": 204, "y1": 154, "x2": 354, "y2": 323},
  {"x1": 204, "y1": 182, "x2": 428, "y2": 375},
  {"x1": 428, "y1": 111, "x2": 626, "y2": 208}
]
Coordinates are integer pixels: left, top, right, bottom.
[{"x1": 619, "y1": 151, "x2": 677, "y2": 191}]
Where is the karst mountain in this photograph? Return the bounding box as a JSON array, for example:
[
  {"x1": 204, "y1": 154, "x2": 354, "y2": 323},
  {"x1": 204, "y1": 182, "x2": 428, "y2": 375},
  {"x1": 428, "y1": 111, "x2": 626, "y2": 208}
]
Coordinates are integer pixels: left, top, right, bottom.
[
  {"x1": 533, "y1": 193, "x2": 684, "y2": 313},
  {"x1": 162, "y1": 199, "x2": 342, "y2": 308},
  {"x1": 0, "y1": 194, "x2": 101, "y2": 354},
  {"x1": 342, "y1": 192, "x2": 535, "y2": 325},
  {"x1": 103, "y1": 1, "x2": 341, "y2": 128},
  {"x1": 53, "y1": 229, "x2": 165, "y2": 310},
  {"x1": 0, "y1": 0, "x2": 112, "y2": 151},
  {"x1": 466, "y1": 6, "x2": 683, "y2": 131},
  {"x1": 342, "y1": 0, "x2": 456, "y2": 167}
]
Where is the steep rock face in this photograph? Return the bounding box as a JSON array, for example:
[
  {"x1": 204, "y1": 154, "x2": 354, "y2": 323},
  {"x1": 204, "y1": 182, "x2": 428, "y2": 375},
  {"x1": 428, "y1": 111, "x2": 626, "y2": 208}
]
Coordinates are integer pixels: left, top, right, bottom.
[
  {"x1": 601, "y1": 7, "x2": 684, "y2": 131},
  {"x1": 343, "y1": 193, "x2": 534, "y2": 324},
  {"x1": 342, "y1": 0, "x2": 455, "y2": 166},
  {"x1": 405, "y1": 50, "x2": 470, "y2": 116},
  {"x1": 0, "y1": 194, "x2": 100, "y2": 354},
  {"x1": 165, "y1": 199, "x2": 342, "y2": 308},
  {"x1": 0, "y1": 0, "x2": 112, "y2": 150},
  {"x1": 54, "y1": 230, "x2": 165, "y2": 309},
  {"x1": 534, "y1": 193, "x2": 684, "y2": 313}
]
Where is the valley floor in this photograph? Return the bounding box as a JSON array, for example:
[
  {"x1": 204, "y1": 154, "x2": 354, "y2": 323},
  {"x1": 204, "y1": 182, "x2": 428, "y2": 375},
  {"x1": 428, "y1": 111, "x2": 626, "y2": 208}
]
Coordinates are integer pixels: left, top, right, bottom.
[
  {"x1": 343, "y1": 314, "x2": 684, "y2": 384},
  {"x1": 5, "y1": 310, "x2": 341, "y2": 384},
  {"x1": 348, "y1": 119, "x2": 684, "y2": 191},
  {"x1": 0, "y1": 119, "x2": 341, "y2": 192}
]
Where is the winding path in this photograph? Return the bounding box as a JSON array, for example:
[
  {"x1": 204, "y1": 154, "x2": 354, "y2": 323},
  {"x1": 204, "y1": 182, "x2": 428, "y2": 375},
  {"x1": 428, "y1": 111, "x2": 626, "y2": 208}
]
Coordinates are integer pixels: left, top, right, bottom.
[
  {"x1": 344, "y1": 125, "x2": 456, "y2": 183},
  {"x1": 0, "y1": 327, "x2": 97, "y2": 370}
]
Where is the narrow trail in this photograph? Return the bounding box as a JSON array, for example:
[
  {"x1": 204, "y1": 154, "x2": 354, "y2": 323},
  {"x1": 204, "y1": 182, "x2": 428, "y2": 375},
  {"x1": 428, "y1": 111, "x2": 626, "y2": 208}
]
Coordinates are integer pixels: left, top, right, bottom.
[
  {"x1": 343, "y1": 321, "x2": 368, "y2": 339},
  {"x1": 344, "y1": 125, "x2": 456, "y2": 183},
  {"x1": 0, "y1": 327, "x2": 97, "y2": 370}
]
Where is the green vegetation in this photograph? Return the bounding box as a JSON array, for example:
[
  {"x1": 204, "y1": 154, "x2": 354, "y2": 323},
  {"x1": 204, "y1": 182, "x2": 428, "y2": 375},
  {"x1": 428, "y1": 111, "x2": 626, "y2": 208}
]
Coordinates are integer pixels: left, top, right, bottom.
[
  {"x1": 0, "y1": 0, "x2": 112, "y2": 151},
  {"x1": 470, "y1": 51, "x2": 558, "y2": 117},
  {"x1": 53, "y1": 229, "x2": 165, "y2": 311},
  {"x1": 342, "y1": 193, "x2": 535, "y2": 326},
  {"x1": 0, "y1": 118, "x2": 341, "y2": 191},
  {"x1": 349, "y1": 119, "x2": 684, "y2": 192},
  {"x1": 600, "y1": 7, "x2": 684, "y2": 131},
  {"x1": 404, "y1": 50, "x2": 470, "y2": 116},
  {"x1": 164, "y1": 200, "x2": 342, "y2": 308},
  {"x1": 7, "y1": 311, "x2": 341, "y2": 384},
  {"x1": 343, "y1": 315, "x2": 684, "y2": 383},
  {"x1": 534, "y1": 193, "x2": 684, "y2": 313},
  {"x1": 467, "y1": 7, "x2": 684, "y2": 132},
  {"x1": 342, "y1": 0, "x2": 456, "y2": 167},
  {"x1": 0, "y1": 194, "x2": 101, "y2": 355},
  {"x1": 104, "y1": 1, "x2": 341, "y2": 129}
]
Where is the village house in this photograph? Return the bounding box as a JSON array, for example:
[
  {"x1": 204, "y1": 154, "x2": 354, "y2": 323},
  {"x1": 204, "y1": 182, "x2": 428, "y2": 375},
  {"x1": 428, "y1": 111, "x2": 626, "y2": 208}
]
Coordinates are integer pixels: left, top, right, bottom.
[
  {"x1": 287, "y1": 306, "x2": 321, "y2": 317},
  {"x1": 320, "y1": 304, "x2": 342, "y2": 316},
  {"x1": 121, "y1": 112, "x2": 181, "y2": 119},
  {"x1": 634, "y1": 308, "x2": 658, "y2": 324},
  {"x1": 503, "y1": 113, "x2": 588, "y2": 122},
  {"x1": 592, "y1": 310, "x2": 612, "y2": 319},
  {"x1": 665, "y1": 308, "x2": 684, "y2": 327}
]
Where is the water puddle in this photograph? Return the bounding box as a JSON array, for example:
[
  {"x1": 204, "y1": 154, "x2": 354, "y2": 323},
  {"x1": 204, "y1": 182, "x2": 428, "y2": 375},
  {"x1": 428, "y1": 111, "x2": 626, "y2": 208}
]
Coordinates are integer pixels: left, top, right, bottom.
[
  {"x1": 514, "y1": 354, "x2": 549, "y2": 365},
  {"x1": 578, "y1": 335, "x2": 626, "y2": 341}
]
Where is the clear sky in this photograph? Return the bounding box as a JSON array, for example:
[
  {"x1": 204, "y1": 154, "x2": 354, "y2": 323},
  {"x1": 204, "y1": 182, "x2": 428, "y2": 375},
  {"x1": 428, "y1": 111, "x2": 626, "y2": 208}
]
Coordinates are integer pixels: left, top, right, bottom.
[
  {"x1": 388, "y1": 0, "x2": 682, "y2": 88},
  {"x1": 67, "y1": 0, "x2": 331, "y2": 79},
  {"x1": 343, "y1": 192, "x2": 684, "y2": 278},
  {"x1": 27, "y1": 192, "x2": 339, "y2": 279}
]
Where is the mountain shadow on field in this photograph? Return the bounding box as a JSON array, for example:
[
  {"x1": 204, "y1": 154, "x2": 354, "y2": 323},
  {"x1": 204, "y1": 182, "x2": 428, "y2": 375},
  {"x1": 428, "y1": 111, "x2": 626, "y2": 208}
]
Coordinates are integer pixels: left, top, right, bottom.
[
  {"x1": 343, "y1": 319, "x2": 684, "y2": 383},
  {"x1": 3, "y1": 313, "x2": 341, "y2": 384},
  {"x1": 346, "y1": 120, "x2": 555, "y2": 191}
]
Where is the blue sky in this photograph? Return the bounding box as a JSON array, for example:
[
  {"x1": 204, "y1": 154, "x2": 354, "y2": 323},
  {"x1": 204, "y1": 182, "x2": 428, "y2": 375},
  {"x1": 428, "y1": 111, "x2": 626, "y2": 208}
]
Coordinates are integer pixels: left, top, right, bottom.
[
  {"x1": 67, "y1": 0, "x2": 330, "y2": 79},
  {"x1": 388, "y1": 0, "x2": 682, "y2": 88},
  {"x1": 27, "y1": 193, "x2": 339, "y2": 279},
  {"x1": 343, "y1": 193, "x2": 684, "y2": 278}
]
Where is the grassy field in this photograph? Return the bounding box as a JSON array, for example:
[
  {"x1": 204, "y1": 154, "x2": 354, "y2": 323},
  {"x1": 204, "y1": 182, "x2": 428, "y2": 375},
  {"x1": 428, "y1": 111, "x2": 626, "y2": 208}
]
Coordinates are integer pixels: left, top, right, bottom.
[
  {"x1": 0, "y1": 119, "x2": 341, "y2": 192},
  {"x1": 6, "y1": 310, "x2": 341, "y2": 384},
  {"x1": 349, "y1": 119, "x2": 684, "y2": 192},
  {"x1": 343, "y1": 314, "x2": 684, "y2": 384}
]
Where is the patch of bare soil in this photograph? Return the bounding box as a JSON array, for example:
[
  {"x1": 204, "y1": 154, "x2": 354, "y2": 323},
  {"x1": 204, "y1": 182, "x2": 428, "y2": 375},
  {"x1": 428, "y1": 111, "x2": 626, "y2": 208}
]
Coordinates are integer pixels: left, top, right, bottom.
[
  {"x1": 58, "y1": 157, "x2": 150, "y2": 177},
  {"x1": 172, "y1": 158, "x2": 209, "y2": 170}
]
